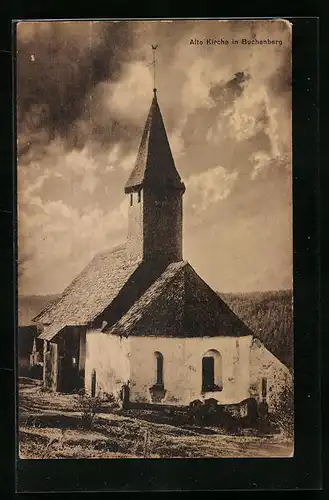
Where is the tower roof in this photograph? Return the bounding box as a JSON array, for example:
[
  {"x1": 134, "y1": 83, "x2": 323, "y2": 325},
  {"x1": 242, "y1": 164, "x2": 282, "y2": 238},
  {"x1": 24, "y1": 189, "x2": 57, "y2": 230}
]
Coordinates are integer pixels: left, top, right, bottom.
[{"x1": 125, "y1": 90, "x2": 185, "y2": 194}]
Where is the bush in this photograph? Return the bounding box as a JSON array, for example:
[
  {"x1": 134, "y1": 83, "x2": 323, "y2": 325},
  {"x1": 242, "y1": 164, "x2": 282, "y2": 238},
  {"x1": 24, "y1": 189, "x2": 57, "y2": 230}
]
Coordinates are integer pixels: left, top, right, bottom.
[
  {"x1": 271, "y1": 384, "x2": 294, "y2": 439},
  {"x1": 74, "y1": 391, "x2": 103, "y2": 429},
  {"x1": 187, "y1": 399, "x2": 222, "y2": 426},
  {"x1": 102, "y1": 392, "x2": 119, "y2": 406}
]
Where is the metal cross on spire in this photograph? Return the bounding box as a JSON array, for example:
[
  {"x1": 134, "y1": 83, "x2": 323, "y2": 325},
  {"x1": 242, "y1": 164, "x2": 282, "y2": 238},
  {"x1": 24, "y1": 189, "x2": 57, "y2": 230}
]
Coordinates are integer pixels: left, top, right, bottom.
[{"x1": 151, "y1": 44, "x2": 158, "y2": 93}]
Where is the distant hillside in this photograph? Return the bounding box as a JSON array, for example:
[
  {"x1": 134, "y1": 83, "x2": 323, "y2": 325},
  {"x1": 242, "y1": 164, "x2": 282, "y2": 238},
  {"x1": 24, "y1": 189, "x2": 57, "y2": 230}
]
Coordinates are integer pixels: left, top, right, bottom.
[
  {"x1": 18, "y1": 294, "x2": 59, "y2": 326},
  {"x1": 18, "y1": 290, "x2": 293, "y2": 370},
  {"x1": 220, "y1": 290, "x2": 293, "y2": 371}
]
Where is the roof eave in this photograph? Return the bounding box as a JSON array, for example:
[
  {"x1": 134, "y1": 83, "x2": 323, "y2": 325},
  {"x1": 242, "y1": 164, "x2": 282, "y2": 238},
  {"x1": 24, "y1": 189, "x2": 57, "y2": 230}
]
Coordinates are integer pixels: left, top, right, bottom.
[
  {"x1": 124, "y1": 182, "x2": 144, "y2": 194},
  {"x1": 124, "y1": 180, "x2": 186, "y2": 195}
]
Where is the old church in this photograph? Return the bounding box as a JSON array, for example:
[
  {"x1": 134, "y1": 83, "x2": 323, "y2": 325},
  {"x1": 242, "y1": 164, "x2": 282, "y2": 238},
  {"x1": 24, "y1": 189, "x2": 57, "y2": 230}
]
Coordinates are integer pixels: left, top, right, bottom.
[{"x1": 34, "y1": 88, "x2": 291, "y2": 412}]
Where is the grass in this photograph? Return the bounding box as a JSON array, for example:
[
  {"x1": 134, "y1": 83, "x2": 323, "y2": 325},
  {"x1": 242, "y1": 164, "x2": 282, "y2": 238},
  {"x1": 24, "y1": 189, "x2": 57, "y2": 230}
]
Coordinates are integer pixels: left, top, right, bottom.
[{"x1": 18, "y1": 378, "x2": 293, "y2": 459}]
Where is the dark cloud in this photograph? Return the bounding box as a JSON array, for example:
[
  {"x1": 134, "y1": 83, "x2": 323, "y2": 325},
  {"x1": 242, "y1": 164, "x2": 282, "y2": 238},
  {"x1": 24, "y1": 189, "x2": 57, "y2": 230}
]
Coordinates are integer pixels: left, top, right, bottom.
[
  {"x1": 209, "y1": 71, "x2": 249, "y2": 108},
  {"x1": 17, "y1": 21, "x2": 134, "y2": 157}
]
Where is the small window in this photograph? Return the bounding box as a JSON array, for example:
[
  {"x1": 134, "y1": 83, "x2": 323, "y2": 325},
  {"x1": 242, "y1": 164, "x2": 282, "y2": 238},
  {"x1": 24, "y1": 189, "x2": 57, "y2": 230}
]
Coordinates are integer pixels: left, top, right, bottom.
[
  {"x1": 138, "y1": 191, "x2": 141, "y2": 203},
  {"x1": 155, "y1": 351, "x2": 164, "y2": 386},
  {"x1": 130, "y1": 193, "x2": 133, "y2": 206},
  {"x1": 262, "y1": 377, "x2": 267, "y2": 399},
  {"x1": 91, "y1": 369, "x2": 97, "y2": 397}
]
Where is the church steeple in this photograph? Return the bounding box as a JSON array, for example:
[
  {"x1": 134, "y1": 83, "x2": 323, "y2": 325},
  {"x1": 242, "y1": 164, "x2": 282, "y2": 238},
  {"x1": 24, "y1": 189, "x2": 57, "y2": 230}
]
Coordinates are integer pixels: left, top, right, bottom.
[
  {"x1": 125, "y1": 89, "x2": 185, "y2": 194},
  {"x1": 126, "y1": 89, "x2": 185, "y2": 263}
]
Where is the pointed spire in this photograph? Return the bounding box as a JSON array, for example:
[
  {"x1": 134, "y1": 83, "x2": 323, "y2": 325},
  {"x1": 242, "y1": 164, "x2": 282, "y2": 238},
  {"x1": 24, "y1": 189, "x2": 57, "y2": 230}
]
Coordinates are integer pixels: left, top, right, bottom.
[{"x1": 125, "y1": 90, "x2": 185, "y2": 194}]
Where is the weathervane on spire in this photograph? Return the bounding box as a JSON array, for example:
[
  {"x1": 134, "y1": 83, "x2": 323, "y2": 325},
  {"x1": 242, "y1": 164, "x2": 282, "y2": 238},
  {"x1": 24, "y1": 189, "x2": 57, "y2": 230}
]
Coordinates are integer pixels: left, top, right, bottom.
[{"x1": 151, "y1": 44, "x2": 158, "y2": 93}]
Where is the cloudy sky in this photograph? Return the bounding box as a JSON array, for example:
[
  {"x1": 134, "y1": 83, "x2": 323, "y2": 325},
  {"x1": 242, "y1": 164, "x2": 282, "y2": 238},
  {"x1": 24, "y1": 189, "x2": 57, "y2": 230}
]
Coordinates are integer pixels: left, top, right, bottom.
[{"x1": 17, "y1": 19, "x2": 292, "y2": 296}]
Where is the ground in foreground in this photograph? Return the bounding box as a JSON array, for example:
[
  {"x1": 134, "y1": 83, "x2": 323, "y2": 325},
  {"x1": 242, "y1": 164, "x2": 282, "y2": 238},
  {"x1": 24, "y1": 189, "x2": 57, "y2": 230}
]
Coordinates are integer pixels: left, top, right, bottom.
[{"x1": 18, "y1": 379, "x2": 293, "y2": 459}]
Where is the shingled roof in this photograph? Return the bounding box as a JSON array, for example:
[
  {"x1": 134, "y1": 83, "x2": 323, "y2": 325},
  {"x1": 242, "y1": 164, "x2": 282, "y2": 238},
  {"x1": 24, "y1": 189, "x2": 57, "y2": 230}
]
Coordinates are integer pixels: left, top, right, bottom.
[
  {"x1": 124, "y1": 90, "x2": 185, "y2": 194},
  {"x1": 38, "y1": 321, "x2": 66, "y2": 341},
  {"x1": 105, "y1": 262, "x2": 252, "y2": 338},
  {"x1": 34, "y1": 244, "x2": 141, "y2": 328},
  {"x1": 35, "y1": 248, "x2": 252, "y2": 341}
]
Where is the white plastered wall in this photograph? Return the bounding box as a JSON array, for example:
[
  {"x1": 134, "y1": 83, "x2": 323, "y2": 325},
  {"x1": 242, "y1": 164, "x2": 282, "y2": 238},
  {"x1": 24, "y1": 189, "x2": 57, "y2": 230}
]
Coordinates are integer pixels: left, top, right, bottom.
[
  {"x1": 85, "y1": 329, "x2": 131, "y2": 399},
  {"x1": 249, "y1": 339, "x2": 293, "y2": 409},
  {"x1": 129, "y1": 335, "x2": 253, "y2": 405}
]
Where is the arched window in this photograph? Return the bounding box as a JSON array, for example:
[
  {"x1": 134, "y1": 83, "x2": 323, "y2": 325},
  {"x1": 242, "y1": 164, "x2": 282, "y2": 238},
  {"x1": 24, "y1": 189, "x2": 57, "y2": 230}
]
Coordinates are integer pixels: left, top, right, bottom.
[
  {"x1": 154, "y1": 351, "x2": 164, "y2": 386},
  {"x1": 202, "y1": 349, "x2": 223, "y2": 392}
]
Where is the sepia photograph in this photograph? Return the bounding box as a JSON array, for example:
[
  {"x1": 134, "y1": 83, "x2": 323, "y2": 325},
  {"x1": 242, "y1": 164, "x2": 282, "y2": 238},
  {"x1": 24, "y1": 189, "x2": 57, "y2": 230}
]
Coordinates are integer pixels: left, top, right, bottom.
[{"x1": 16, "y1": 19, "x2": 293, "y2": 460}]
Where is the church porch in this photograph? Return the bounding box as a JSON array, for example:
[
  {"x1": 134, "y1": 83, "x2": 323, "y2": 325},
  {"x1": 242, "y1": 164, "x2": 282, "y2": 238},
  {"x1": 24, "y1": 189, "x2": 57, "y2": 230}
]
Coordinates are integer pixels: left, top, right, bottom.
[{"x1": 42, "y1": 326, "x2": 87, "y2": 393}]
